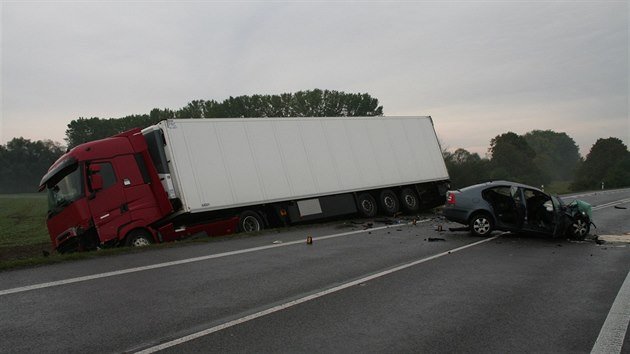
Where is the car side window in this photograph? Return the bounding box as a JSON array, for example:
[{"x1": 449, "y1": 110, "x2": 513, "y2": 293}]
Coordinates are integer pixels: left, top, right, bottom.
[{"x1": 482, "y1": 186, "x2": 514, "y2": 210}]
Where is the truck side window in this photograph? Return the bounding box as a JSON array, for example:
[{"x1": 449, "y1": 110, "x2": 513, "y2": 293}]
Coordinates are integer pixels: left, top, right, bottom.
[{"x1": 94, "y1": 162, "x2": 117, "y2": 190}]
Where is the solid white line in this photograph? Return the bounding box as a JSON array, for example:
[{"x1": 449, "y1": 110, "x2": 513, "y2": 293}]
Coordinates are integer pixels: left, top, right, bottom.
[
  {"x1": 0, "y1": 220, "x2": 426, "y2": 296},
  {"x1": 591, "y1": 268, "x2": 630, "y2": 354},
  {"x1": 134, "y1": 234, "x2": 502, "y2": 354}
]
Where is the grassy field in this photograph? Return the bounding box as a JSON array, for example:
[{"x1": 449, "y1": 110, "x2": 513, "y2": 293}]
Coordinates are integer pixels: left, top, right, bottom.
[{"x1": 0, "y1": 193, "x2": 52, "y2": 262}]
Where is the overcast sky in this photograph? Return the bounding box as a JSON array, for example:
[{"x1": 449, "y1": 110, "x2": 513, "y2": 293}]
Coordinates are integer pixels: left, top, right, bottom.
[{"x1": 1, "y1": 1, "x2": 628, "y2": 157}]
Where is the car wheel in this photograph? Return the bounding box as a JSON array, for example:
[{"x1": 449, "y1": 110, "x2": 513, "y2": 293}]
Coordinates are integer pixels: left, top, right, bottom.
[
  {"x1": 125, "y1": 229, "x2": 153, "y2": 247},
  {"x1": 379, "y1": 189, "x2": 400, "y2": 216},
  {"x1": 469, "y1": 213, "x2": 493, "y2": 237},
  {"x1": 239, "y1": 210, "x2": 264, "y2": 233},
  {"x1": 570, "y1": 217, "x2": 590, "y2": 240},
  {"x1": 357, "y1": 193, "x2": 378, "y2": 218}
]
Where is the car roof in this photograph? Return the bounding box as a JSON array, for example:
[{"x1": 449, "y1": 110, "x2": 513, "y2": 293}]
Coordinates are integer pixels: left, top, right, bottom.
[{"x1": 458, "y1": 180, "x2": 545, "y2": 193}]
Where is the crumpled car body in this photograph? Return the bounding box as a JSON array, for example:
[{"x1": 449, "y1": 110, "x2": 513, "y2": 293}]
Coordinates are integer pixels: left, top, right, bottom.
[{"x1": 443, "y1": 180, "x2": 593, "y2": 239}]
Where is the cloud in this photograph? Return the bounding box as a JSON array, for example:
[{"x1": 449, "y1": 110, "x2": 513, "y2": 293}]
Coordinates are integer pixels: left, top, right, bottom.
[{"x1": 1, "y1": 1, "x2": 627, "y2": 157}]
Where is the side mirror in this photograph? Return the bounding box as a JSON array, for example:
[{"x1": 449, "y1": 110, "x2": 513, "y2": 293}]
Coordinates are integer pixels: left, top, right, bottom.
[{"x1": 89, "y1": 164, "x2": 101, "y2": 174}]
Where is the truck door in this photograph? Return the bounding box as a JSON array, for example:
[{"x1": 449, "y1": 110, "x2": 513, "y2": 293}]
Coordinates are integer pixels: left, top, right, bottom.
[{"x1": 86, "y1": 161, "x2": 131, "y2": 244}]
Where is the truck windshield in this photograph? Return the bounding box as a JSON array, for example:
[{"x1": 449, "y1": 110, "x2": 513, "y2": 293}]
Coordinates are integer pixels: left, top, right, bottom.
[{"x1": 47, "y1": 165, "x2": 84, "y2": 216}]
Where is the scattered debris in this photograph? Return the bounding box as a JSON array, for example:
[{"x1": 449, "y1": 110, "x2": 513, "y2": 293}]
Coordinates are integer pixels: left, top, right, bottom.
[
  {"x1": 272, "y1": 240, "x2": 283, "y2": 244},
  {"x1": 428, "y1": 237, "x2": 446, "y2": 242},
  {"x1": 306, "y1": 236, "x2": 313, "y2": 245},
  {"x1": 614, "y1": 205, "x2": 627, "y2": 209},
  {"x1": 375, "y1": 218, "x2": 394, "y2": 225}
]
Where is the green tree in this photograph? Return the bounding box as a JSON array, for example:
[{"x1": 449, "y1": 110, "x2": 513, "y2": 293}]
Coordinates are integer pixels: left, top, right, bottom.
[
  {"x1": 443, "y1": 148, "x2": 491, "y2": 188},
  {"x1": 572, "y1": 137, "x2": 630, "y2": 190},
  {"x1": 488, "y1": 132, "x2": 547, "y2": 186},
  {"x1": 0, "y1": 138, "x2": 65, "y2": 193},
  {"x1": 523, "y1": 130, "x2": 580, "y2": 182}
]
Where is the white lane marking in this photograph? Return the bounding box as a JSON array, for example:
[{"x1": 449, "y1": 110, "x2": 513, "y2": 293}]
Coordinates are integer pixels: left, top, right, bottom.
[
  {"x1": 134, "y1": 235, "x2": 502, "y2": 354},
  {"x1": 591, "y1": 268, "x2": 630, "y2": 354},
  {"x1": 0, "y1": 220, "x2": 427, "y2": 296},
  {"x1": 591, "y1": 198, "x2": 630, "y2": 211}
]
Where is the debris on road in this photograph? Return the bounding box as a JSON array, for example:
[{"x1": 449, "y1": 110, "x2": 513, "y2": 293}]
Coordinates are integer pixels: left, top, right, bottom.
[
  {"x1": 427, "y1": 237, "x2": 446, "y2": 242},
  {"x1": 614, "y1": 205, "x2": 627, "y2": 209}
]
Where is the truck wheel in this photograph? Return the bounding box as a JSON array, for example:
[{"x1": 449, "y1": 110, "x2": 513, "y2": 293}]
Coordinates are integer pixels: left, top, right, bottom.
[
  {"x1": 469, "y1": 213, "x2": 493, "y2": 237},
  {"x1": 239, "y1": 211, "x2": 264, "y2": 232},
  {"x1": 379, "y1": 189, "x2": 400, "y2": 216},
  {"x1": 400, "y1": 188, "x2": 420, "y2": 213},
  {"x1": 357, "y1": 193, "x2": 377, "y2": 218},
  {"x1": 125, "y1": 229, "x2": 153, "y2": 247}
]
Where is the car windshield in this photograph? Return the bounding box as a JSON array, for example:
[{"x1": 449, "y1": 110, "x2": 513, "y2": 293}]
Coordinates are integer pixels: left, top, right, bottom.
[{"x1": 46, "y1": 164, "x2": 83, "y2": 216}]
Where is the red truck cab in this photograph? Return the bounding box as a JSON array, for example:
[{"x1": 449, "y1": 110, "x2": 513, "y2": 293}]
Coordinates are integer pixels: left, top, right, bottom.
[{"x1": 39, "y1": 129, "x2": 173, "y2": 252}]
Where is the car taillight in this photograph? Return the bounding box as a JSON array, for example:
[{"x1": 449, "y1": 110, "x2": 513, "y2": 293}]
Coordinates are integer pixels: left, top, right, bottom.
[{"x1": 446, "y1": 192, "x2": 456, "y2": 205}]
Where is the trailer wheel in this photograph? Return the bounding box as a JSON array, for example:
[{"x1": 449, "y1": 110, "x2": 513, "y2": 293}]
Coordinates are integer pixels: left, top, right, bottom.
[
  {"x1": 400, "y1": 188, "x2": 420, "y2": 213},
  {"x1": 125, "y1": 229, "x2": 153, "y2": 247},
  {"x1": 379, "y1": 189, "x2": 400, "y2": 216},
  {"x1": 357, "y1": 193, "x2": 377, "y2": 218},
  {"x1": 239, "y1": 211, "x2": 264, "y2": 233}
]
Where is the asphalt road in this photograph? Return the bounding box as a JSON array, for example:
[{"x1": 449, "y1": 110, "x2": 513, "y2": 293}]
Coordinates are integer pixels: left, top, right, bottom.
[{"x1": 1, "y1": 189, "x2": 629, "y2": 353}]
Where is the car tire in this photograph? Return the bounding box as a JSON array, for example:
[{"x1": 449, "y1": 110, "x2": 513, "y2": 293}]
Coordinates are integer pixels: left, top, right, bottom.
[
  {"x1": 379, "y1": 189, "x2": 400, "y2": 216},
  {"x1": 570, "y1": 216, "x2": 590, "y2": 240},
  {"x1": 125, "y1": 229, "x2": 153, "y2": 247},
  {"x1": 357, "y1": 193, "x2": 378, "y2": 218},
  {"x1": 239, "y1": 210, "x2": 264, "y2": 233},
  {"x1": 469, "y1": 213, "x2": 494, "y2": 237}
]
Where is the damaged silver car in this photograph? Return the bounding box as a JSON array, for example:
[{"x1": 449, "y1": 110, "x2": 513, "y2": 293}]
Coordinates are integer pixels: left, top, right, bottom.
[{"x1": 443, "y1": 181, "x2": 593, "y2": 239}]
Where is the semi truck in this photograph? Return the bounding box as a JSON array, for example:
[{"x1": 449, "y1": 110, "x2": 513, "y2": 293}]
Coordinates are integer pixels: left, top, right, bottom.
[{"x1": 39, "y1": 116, "x2": 450, "y2": 253}]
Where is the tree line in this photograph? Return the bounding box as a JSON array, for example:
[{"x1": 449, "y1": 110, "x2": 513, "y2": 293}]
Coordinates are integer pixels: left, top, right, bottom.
[
  {"x1": 65, "y1": 89, "x2": 383, "y2": 148},
  {"x1": 1, "y1": 88, "x2": 628, "y2": 193},
  {"x1": 444, "y1": 132, "x2": 630, "y2": 192}
]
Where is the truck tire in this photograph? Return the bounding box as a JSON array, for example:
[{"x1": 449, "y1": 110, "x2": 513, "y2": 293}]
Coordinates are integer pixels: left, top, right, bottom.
[
  {"x1": 357, "y1": 193, "x2": 377, "y2": 218},
  {"x1": 469, "y1": 213, "x2": 493, "y2": 237},
  {"x1": 379, "y1": 189, "x2": 400, "y2": 216},
  {"x1": 400, "y1": 188, "x2": 420, "y2": 213},
  {"x1": 125, "y1": 229, "x2": 153, "y2": 247},
  {"x1": 239, "y1": 211, "x2": 264, "y2": 233}
]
